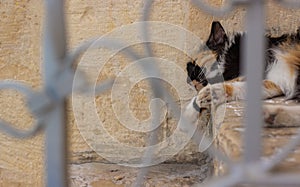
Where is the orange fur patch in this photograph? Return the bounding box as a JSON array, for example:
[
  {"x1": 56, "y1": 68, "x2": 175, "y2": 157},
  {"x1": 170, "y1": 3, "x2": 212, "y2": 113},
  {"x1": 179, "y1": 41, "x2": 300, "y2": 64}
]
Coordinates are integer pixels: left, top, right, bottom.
[
  {"x1": 224, "y1": 84, "x2": 234, "y2": 97},
  {"x1": 263, "y1": 80, "x2": 282, "y2": 93},
  {"x1": 282, "y1": 44, "x2": 300, "y2": 74},
  {"x1": 192, "y1": 80, "x2": 204, "y2": 91}
]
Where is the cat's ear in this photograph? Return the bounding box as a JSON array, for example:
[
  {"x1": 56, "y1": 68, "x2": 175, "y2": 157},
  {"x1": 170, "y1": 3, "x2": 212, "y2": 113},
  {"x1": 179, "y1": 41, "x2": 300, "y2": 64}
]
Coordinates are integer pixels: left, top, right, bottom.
[{"x1": 206, "y1": 21, "x2": 228, "y2": 51}]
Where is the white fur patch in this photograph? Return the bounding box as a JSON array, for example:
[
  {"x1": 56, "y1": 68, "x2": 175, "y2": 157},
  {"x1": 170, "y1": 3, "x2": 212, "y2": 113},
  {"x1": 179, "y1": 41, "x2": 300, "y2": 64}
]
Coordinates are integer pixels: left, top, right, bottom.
[
  {"x1": 231, "y1": 82, "x2": 246, "y2": 100},
  {"x1": 206, "y1": 68, "x2": 220, "y2": 79},
  {"x1": 266, "y1": 50, "x2": 297, "y2": 98},
  {"x1": 180, "y1": 96, "x2": 199, "y2": 133},
  {"x1": 204, "y1": 61, "x2": 223, "y2": 79},
  {"x1": 210, "y1": 82, "x2": 245, "y2": 105}
]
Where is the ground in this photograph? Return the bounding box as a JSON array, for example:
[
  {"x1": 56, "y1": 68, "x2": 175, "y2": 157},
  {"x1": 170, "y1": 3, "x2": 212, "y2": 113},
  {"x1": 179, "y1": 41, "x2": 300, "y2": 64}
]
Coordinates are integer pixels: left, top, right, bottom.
[{"x1": 69, "y1": 162, "x2": 212, "y2": 187}]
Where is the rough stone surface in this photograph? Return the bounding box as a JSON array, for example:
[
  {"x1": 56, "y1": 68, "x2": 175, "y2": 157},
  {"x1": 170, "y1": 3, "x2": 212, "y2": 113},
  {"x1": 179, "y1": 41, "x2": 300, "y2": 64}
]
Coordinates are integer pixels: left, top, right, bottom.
[
  {"x1": 69, "y1": 162, "x2": 212, "y2": 187},
  {"x1": 213, "y1": 98, "x2": 300, "y2": 176},
  {"x1": 1, "y1": 0, "x2": 300, "y2": 186}
]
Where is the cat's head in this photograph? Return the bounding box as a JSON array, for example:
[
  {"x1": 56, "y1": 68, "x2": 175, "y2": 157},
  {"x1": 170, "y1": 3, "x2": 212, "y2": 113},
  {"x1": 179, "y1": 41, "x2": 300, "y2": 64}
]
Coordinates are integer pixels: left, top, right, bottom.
[
  {"x1": 186, "y1": 49, "x2": 218, "y2": 91},
  {"x1": 186, "y1": 21, "x2": 227, "y2": 91},
  {"x1": 186, "y1": 60, "x2": 207, "y2": 91}
]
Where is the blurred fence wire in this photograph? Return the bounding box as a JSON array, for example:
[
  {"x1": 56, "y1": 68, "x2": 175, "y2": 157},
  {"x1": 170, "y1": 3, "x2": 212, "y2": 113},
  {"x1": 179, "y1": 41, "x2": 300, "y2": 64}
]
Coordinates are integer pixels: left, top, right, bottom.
[{"x1": 0, "y1": 0, "x2": 300, "y2": 187}]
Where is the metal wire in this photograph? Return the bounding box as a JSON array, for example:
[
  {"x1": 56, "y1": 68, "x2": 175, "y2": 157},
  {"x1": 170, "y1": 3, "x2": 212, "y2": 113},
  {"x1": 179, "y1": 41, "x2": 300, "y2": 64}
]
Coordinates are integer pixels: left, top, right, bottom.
[
  {"x1": 275, "y1": 0, "x2": 300, "y2": 8},
  {"x1": 1, "y1": 0, "x2": 300, "y2": 187},
  {"x1": 134, "y1": 1, "x2": 167, "y2": 186},
  {"x1": 243, "y1": 0, "x2": 265, "y2": 163},
  {"x1": 262, "y1": 127, "x2": 300, "y2": 171},
  {"x1": 0, "y1": 81, "x2": 45, "y2": 138},
  {"x1": 43, "y1": 0, "x2": 68, "y2": 186}
]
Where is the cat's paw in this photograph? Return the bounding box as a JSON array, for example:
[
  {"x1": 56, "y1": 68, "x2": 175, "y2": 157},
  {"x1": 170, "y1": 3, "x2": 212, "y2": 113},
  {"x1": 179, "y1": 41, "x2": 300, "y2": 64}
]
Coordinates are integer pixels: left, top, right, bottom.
[
  {"x1": 197, "y1": 84, "x2": 227, "y2": 107},
  {"x1": 210, "y1": 84, "x2": 227, "y2": 106},
  {"x1": 263, "y1": 105, "x2": 279, "y2": 125},
  {"x1": 262, "y1": 105, "x2": 299, "y2": 127},
  {"x1": 197, "y1": 86, "x2": 211, "y2": 108}
]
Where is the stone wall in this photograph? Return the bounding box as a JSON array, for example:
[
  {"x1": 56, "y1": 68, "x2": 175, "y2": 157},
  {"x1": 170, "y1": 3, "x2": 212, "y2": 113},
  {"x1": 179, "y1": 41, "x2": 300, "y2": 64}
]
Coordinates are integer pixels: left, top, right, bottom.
[{"x1": 0, "y1": 0, "x2": 300, "y2": 186}]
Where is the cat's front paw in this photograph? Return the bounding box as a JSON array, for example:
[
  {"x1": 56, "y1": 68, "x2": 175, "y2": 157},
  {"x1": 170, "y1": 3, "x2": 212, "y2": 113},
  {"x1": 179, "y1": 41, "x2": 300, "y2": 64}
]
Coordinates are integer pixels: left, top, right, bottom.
[
  {"x1": 197, "y1": 86, "x2": 211, "y2": 108},
  {"x1": 197, "y1": 84, "x2": 227, "y2": 107},
  {"x1": 210, "y1": 84, "x2": 227, "y2": 106}
]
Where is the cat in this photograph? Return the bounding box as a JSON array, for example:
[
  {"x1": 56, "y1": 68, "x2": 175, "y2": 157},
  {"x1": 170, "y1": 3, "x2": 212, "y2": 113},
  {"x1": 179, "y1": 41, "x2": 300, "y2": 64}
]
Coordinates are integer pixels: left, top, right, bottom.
[{"x1": 184, "y1": 21, "x2": 300, "y2": 127}]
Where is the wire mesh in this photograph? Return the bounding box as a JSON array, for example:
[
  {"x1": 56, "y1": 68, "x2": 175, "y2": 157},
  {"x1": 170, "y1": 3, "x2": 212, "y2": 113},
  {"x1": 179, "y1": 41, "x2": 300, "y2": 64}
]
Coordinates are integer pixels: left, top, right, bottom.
[{"x1": 0, "y1": 0, "x2": 300, "y2": 187}]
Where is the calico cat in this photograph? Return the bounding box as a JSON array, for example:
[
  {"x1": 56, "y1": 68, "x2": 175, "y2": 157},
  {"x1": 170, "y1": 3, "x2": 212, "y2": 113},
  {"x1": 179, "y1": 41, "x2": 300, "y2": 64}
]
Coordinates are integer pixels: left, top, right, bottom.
[{"x1": 185, "y1": 21, "x2": 300, "y2": 126}]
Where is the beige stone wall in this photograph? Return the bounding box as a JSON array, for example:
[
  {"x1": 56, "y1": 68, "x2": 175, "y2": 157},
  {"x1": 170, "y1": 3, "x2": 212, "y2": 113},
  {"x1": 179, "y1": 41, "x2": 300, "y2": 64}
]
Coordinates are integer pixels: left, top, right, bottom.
[
  {"x1": 0, "y1": 0, "x2": 300, "y2": 186},
  {"x1": 0, "y1": 1, "x2": 44, "y2": 186}
]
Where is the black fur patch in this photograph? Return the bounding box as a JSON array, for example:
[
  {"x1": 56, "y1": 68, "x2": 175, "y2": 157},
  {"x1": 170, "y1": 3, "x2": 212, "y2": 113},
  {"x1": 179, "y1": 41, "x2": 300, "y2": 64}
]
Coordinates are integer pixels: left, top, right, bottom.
[
  {"x1": 186, "y1": 21, "x2": 300, "y2": 90},
  {"x1": 186, "y1": 61, "x2": 208, "y2": 86}
]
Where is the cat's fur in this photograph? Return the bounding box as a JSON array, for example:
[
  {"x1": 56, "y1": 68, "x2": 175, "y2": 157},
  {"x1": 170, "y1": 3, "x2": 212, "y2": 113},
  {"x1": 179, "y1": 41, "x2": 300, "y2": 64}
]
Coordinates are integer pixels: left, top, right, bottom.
[{"x1": 185, "y1": 21, "x2": 300, "y2": 126}]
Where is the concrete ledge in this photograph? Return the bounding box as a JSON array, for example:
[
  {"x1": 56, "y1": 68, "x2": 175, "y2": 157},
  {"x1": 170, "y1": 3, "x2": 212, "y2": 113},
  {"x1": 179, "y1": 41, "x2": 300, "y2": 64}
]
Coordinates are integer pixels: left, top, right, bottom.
[
  {"x1": 212, "y1": 98, "x2": 300, "y2": 176},
  {"x1": 69, "y1": 162, "x2": 211, "y2": 187}
]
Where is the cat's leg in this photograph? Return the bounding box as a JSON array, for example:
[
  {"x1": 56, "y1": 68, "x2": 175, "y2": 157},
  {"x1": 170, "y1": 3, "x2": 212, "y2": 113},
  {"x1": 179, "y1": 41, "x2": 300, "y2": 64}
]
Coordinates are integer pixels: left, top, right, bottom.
[
  {"x1": 195, "y1": 81, "x2": 246, "y2": 107},
  {"x1": 181, "y1": 81, "x2": 244, "y2": 132},
  {"x1": 198, "y1": 79, "x2": 283, "y2": 106},
  {"x1": 263, "y1": 105, "x2": 300, "y2": 126},
  {"x1": 182, "y1": 79, "x2": 284, "y2": 131}
]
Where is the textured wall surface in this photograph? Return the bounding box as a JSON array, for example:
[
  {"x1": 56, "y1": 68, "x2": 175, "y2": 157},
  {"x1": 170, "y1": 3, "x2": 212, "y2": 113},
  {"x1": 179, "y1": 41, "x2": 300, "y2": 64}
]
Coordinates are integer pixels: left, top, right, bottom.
[
  {"x1": 0, "y1": 1, "x2": 44, "y2": 186},
  {"x1": 0, "y1": 0, "x2": 300, "y2": 186}
]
